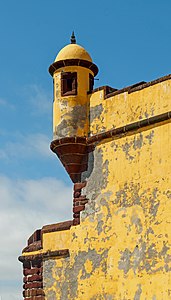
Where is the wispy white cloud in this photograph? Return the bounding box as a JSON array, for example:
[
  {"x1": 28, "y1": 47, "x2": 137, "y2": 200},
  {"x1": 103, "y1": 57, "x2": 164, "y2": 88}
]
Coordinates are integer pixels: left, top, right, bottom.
[
  {"x1": 0, "y1": 149, "x2": 8, "y2": 160},
  {"x1": 0, "y1": 98, "x2": 15, "y2": 109},
  {"x1": 0, "y1": 98, "x2": 7, "y2": 106},
  {"x1": 21, "y1": 84, "x2": 52, "y2": 115},
  {"x1": 0, "y1": 175, "x2": 72, "y2": 299},
  {"x1": 0, "y1": 132, "x2": 52, "y2": 161}
]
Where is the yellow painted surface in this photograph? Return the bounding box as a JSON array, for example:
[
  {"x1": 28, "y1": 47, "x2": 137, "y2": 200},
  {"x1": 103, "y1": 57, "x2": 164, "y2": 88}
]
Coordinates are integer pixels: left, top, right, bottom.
[
  {"x1": 90, "y1": 80, "x2": 171, "y2": 135},
  {"x1": 43, "y1": 77, "x2": 171, "y2": 299},
  {"x1": 22, "y1": 229, "x2": 71, "y2": 257},
  {"x1": 53, "y1": 66, "x2": 93, "y2": 139},
  {"x1": 55, "y1": 44, "x2": 92, "y2": 62},
  {"x1": 43, "y1": 230, "x2": 70, "y2": 252},
  {"x1": 22, "y1": 249, "x2": 43, "y2": 257}
]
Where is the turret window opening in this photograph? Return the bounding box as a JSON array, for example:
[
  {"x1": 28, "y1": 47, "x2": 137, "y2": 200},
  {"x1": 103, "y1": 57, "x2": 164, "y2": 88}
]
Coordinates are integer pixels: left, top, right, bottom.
[
  {"x1": 61, "y1": 72, "x2": 77, "y2": 96},
  {"x1": 89, "y1": 74, "x2": 94, "y2": 92}
]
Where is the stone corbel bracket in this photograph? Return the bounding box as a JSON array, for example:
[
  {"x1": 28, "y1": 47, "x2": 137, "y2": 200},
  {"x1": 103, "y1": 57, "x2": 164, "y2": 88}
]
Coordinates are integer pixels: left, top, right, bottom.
[{"x1": 50, "y1": 137, "x2": 90, "y2": 183}]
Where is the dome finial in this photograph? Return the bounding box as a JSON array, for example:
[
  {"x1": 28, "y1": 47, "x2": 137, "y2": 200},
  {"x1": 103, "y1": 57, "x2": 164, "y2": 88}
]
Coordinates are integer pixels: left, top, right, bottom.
[{"x1": 71, "y1": 31, "x2": 76, "y2": 44}]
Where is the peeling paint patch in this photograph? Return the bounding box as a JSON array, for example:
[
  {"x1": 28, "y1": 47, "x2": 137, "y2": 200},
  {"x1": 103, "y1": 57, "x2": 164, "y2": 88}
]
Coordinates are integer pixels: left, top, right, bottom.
[
  {"x1": 134, "y1": 284, "x2": 142, "y2": 300},
  {"x1": 90, "y1": 104, "x2": 103, "y2": 124},
  {"x1": 164, "y1": 190, "x2": 171, "y2": 199},
  {"x1": 122, "y1": 141, "x2": 134, "y2": 161},
  {"x1": 55, "y1": 104, "x2": 87, "y2": 137},
  {"x1": 46, "y1": 290, "x2": 57, "y2": 300},
  {"x1": 43, "y1": 260, "x2": 56, "y2": 289},
  {"x1": 118, "y1": 248, "x2": 132, "y2": 274},
  {"x1": 90, "y1": 294, "x2": 113, "y2": 300},
  {"x1": 145, "y1": 130, "x2": 154, "y2": 145},
  {"x1": 131, "y1": 215, "x2": 143, "y2": 234},
  {"x1": 133, "y1": 133, "x2": 143, "y2": 150},
  {"x1": 82, "y1": 148, "x2": 109, "y2": 201}
]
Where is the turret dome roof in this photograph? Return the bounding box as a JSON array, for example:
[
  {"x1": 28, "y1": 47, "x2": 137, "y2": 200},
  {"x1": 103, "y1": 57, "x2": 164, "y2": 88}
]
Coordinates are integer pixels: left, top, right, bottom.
[{"x1": 54, "y1": 43, "x2": 92, "y2": 63}]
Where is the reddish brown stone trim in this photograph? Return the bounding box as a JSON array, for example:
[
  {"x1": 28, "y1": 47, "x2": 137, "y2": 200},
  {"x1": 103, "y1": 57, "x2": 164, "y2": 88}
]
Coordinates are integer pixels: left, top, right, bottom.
[
  {"x1": 89, "y1": 74, "x2": 171, "y2": 99},
  {"x1": 73, "y1": 182, "x2": 88, "y2": 225},
  {"x1": 42, "y1": 220, "x2": 73, "y2": 234},
  {"x1": 105, "y1": 81, "x2": 146, "y2": 98},
  {"x1": 43, "y1": 249, "x2": 70, "y2": 259},
  {"x1": 49, "y1": 59, "x2": 98, "y2": 77},
  {"x1": 87, "y1": 82, "x2": 145, "y2": 97},
  {"x1": 129, "y1": 73, "x2": 171, "y2": 93},
  {"x1": 87, "y1": 111, "x2": 171, "y2": 145},
  {"x1": 19, "y1": 250, "x2": 69, "y2": 299},
  {"x1": 19, "y1": 249, "x2": 70, "y2": 263},
  {"x1": 87, "y1": 85, "x2": 118, "y2": 95},
  {"x1": 87, "y1": 85, "x2": 118, "y2": 97},
  {"x1": 23, "y1": 241, "x2": 42, "y2": 253},
  {"x1": 19, "y1": 255, "x2": 44, "y2": 300},
  {"x1": 28, "y1": 229, "x2": 41, "y2": 246},
  {"x1": 61, "y1": 71, "x2": 77, "y2": 96},
  {"x1": 23, "y1": 229, "x2": 43, "y2": 253},
  {"x1": 23, "y1": 220, "x2": 73, "y2": 254},
  {"x1": 51, "y1": 137, "x2": 88, "y2": 183}
]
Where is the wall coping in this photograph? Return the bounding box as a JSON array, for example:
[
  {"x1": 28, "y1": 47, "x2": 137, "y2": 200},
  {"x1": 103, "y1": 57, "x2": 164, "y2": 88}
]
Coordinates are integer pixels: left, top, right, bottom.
[
  {"x1": 88, "y1": 73, "x2": 171, "y2": 99},
  {"x1": 19, "y1": 249, "x2": 70, "y2": 262}
]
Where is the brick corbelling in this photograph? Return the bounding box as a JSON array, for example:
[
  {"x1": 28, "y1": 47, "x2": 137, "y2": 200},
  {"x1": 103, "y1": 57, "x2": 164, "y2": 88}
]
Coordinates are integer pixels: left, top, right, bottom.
[
  {"x1": 23, "y1": 287, "x2": 44, "y2": 296},
  {"x1": 20, "y1": 250, "x2": 70, "y2": 299},
  {"x1": 20, "y1": 222, "x2": 72, "y2": 299},
  {"x1": 23, "y1": 281, "x2": 43, "y2": 289},
  {"x1": 74, "y1": 182, "x2": 87, "y2": 191},
  {"x1": 23, "y1": 267, "x2": 42, "y2": 276},
  {"x1": 22, "y1": 256, "x2": 44, "y2": 299},
  {"x1": 24, "y1": 274, "x2": 42, "y2": 282},
  {"x1": 73, "y1": 205, "x2": 85, "y2": 213},
  {"x1": 73, "y1": 181, "x2": 88, "y2": 225}
]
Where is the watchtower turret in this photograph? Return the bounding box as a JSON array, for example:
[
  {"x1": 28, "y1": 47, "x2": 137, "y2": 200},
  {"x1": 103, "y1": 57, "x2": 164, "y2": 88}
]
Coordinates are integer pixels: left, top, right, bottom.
[{"x1": 49, "y1": 34, "x2": 98, "y2": 182}]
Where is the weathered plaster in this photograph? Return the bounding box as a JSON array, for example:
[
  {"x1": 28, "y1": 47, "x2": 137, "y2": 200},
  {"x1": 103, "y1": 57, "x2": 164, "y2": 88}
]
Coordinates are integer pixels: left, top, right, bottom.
[{"x1": 42, "y1": 76, "x2": 171, "y2": 299}]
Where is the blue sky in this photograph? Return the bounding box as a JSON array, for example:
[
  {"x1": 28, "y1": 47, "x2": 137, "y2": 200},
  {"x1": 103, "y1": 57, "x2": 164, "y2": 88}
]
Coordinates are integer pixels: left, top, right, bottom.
[{"x1": 0, "y1": 0, "x2": 171, "y2": 298}]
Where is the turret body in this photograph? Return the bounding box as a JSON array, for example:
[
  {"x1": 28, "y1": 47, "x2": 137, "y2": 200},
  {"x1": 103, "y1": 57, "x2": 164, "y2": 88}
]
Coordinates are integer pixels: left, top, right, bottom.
[
  {"x1": 49, "y1": 35, "x2": 98, "y2": 182},
  {"x1": 49, "y1": 40, "x2": 98, "y2": 140}
]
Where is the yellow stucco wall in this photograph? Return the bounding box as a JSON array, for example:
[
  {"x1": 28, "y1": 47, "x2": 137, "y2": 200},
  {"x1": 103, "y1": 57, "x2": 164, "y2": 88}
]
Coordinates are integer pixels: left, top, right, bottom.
[
  {"x1": 22, "y1": 77, "x2": 171, "y2": 299},
  {"x1": 89, "y1": 80, "x2": 171, "y2": 135},
  {"x1": 43, "y1": 230, "x2": 70, "y2": 252},
  {"x1": 41, "y1": 79, "x2": 171, "y2": 299}
]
